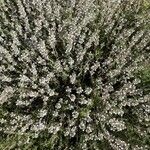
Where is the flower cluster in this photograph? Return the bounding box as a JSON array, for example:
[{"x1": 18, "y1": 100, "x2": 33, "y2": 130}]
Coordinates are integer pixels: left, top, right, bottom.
[{"x1": 0, "y1": 0, "x2": 150, "y2": 149}]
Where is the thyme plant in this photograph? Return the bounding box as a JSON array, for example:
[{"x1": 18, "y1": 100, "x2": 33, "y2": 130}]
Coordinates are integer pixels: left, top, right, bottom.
[{"x1": 0, "y1": 0, "x2": 150, "y2": 149}]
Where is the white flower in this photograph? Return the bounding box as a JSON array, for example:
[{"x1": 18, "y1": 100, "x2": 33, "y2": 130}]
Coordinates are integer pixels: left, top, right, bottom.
[
  {"x1": 20, "y1": 75, "x2": 30, "y2": 82},
  {"x1": 48, "y1": 89, "x2": 55, "y2": 96},
  {"x1": 68, "y1": 57, "x2": 74, "y2": 67},
  {"x1": 66, "y1": 86, "x2": 72, "y2": 93},
  {"x1": 76, "y1": 87, "x2": 83, "y2": 94},
  {"x1": 32, "y1": 122, "x2": 46, "y2": 131},
  {"x1": 69, "y1": 94, "x2": 76, "y2": 102},
  {"x1": 2, "y1": 76, "x2": 12, "y2": 82},
  {"x1": 86, "y1": 125, "x2": 92, "y2": 134},
  {"x1": 39, "y1": 109, "x2": 47, "y2": 118},
  {"x1": 0, "y1": 86, "x2": 14, "y2": 104},
  {"x1": 70, "y1": 126, "x2": 77, "y2": 137},
  {"x1": 54, "y1": 60, "x2": 62, "y2": 72},
  {"x1": 72, "y1": 111, "x2": 79, "y2": 119},
  {"x1": 79, "y1": 121, "x2": 86, "y2": 131},
  {"x1": 64, "y1": 130, "x2": 70, "y2": 137},
  {"x1": 28, "y1": 91, "x2": 38, "y2": 97},
  {"x1": 53, "y1": 111, "x2": 58, "y2": 117},
  {"x1": 85, "y1": 87, "x2": 92, "y2": 95},
  {"x1": 70, "y1": 73, "x2": 76, "y2": 84},
  {"x1": 109, "y1": 118, "x2": 126, "y2": 131},
  {"x1": 55, "y1": 103, "x2": 61, "y2": 109}
]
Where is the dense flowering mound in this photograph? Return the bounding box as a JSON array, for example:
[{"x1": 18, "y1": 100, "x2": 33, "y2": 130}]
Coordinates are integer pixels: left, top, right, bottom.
[{"x1": 0, "y1": 0, "x2": 150, "y2": 149}]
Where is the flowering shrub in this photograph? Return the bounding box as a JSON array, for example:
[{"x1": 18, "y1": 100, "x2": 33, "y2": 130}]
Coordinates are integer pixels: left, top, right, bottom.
[{"x1": 0, "y1": 0, "x2": 150, "y2": 149}]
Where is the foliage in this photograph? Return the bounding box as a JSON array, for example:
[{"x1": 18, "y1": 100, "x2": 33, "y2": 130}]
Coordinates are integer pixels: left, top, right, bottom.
[{"x1": 0, "y1": 0, "x2": 150, "y2": 149}]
